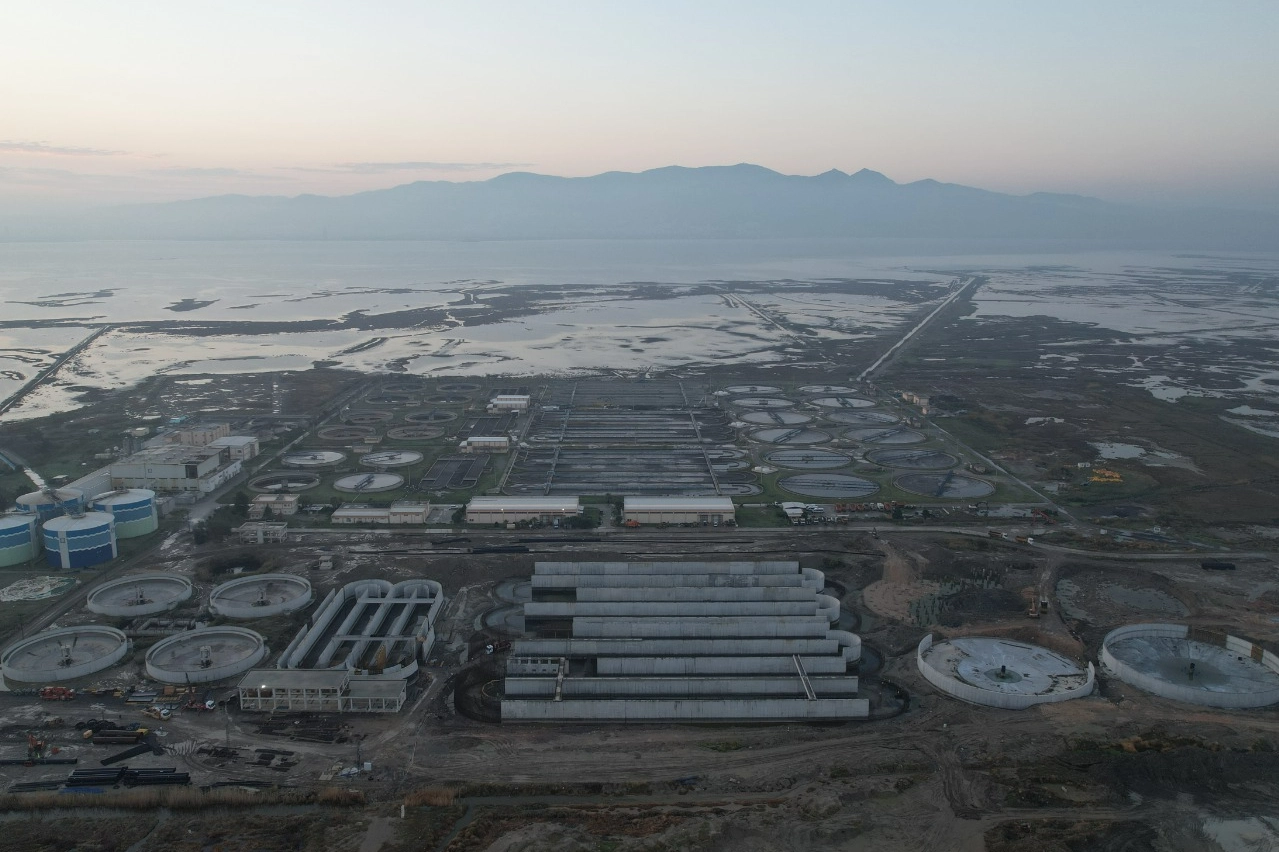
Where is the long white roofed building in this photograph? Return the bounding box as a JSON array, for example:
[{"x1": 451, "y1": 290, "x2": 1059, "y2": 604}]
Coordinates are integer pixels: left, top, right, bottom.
[{"x1": 502, "y1": 560, "x2": 866, "y2": 721}]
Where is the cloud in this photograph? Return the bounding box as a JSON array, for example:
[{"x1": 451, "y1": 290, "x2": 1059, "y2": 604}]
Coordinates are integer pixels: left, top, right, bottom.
[
  {"x1": 0, "y1": 140, "x2": 125, "y2": 156},
  {"x1": 145, "y1": 167, "x2": 291, "y2": 180},
  {"x1": 291, "y1": 161, "x2": 534, "y2": 174}
]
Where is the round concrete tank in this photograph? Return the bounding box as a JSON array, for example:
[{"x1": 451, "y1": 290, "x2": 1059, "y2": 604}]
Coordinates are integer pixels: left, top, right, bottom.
[
  {"x1": 0, "y1": 513, "x2": 41, "y2": 567},
  {"x1": 90, "y1": 489, "x2": 158, "y2": 538},
  {"x1": 16, "y1": 488, "x2": 84, "y2": 522},
  {"x1": 917, "y1": 634, "x2": 1094, "y2": 709},
  {"x1": 42, "y1": 513, "x2": 117, "y2": 570},
  {"x1": 1101, "y1": 623, "x2": 1279, "y2": 708},
  {"x1": 281, "y1": 450, "x2": 345, "y2": 468},
  {"x1": 360, "y1": 450, "x2": 423, "y2": 468},
  {"x1": 210, "y1": 574, "x2": 313, "y2": 618},
  {"x1": 1, "y1": 625, "x2": 130, "y2": 683},
  {"x1": 87, "y1": 573, "x2": 193, "y2": 617},
  {"x1": 145, "y1": 626, "x2": 267, "y2": 684},
  {"x1": 334, "y1": 473, "x2": 404, "y2": 493}
]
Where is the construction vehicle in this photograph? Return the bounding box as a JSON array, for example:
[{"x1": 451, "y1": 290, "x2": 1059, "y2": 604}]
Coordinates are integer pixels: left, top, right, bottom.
[
  {"x1": 484, "y1": 639, "x2": 513, "y2": 655},
  {"x1": 1027, "y1": 598, "x2": 1040, "y2": 619},
  {"x1": 26, "y1": 734, "x2": 47, "y2": 761},
  {"x1": 624, "y1": 519, "x2": 640, "y2": 528},
  {"x1": 38, "y1": 686, "x2": 75, "y2": 701},
  {"x1": 142, "y1": 706, "x2": 172, "y2": 721}
]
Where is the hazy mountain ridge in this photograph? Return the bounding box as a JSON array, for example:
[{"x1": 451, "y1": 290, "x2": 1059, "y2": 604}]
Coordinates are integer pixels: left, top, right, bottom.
[{"x1": 4, "y1": 164, "x2": 1276, "y2": 248}]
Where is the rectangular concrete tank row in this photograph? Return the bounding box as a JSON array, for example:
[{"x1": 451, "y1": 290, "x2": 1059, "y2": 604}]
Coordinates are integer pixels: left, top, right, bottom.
[{"x1": 503, "y1": 560, "x2": 868, "y2": 722}]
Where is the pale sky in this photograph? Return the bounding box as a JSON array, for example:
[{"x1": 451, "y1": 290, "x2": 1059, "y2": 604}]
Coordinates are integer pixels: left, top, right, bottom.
[{"x1": 2, "y1": 1, "x2": 1278, "y2": 212}]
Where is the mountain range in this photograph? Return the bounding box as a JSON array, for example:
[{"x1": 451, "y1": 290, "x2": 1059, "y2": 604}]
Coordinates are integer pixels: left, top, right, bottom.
[{"x1": 4, "y1": 164, "x2": 1276, "y2": 248}]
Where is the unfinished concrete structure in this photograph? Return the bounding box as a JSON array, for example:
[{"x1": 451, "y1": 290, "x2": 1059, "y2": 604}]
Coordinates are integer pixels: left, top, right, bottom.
[
  {"x1": 1101, "y1": 623, "x2": 1279, "y2": 708},
  {"x1": 279, "y1": 579, "x2": 443, "y2": 680},
  {"x1": 916, "y1": 635, "x2": 1094, "y2": 709},
  {"x1": 504, "y1": 560, "x2": 865, "y2": 721},
  {"x1": 87, "y1": 573, "x2": 194, "y2": 617},
  {"x1": 236, "y1": 669, "x2": 407, "y2": 713}
]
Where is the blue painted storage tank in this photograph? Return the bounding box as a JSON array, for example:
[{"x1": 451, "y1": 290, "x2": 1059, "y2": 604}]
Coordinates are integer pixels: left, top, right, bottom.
[
  {"x1": 90, "y1": 489, "x2": 158, "y2": 539},
  {"x1": 43, "y1": 513, "x2": 117, "y2": 570},
  {"x1": 16, "y1": 488, "x2": 84, "y2": 522},
  {"x1": 0, "y1": 513, "x2": 40, "y2": 567}
]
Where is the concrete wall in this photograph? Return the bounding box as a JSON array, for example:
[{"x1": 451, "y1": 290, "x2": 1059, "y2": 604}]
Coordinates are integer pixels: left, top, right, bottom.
[
  {"x1": 515, "y1": 637, "x2": 841, "y2": 657},
  {"x1": 526, "y1": 601, "x2": 819, "y2": 618},
  {"x1": 918, "y1": 634, "x2": 1095, "y2": 710},
  {"x1": 505, "y1": 675, "x2": 860, "y2": 698},
  {"x1": 1100, "y1": 623, "x2": 1279, "y2": 709},
  {"x1": 575, "y1": 586, "x2": 814, "y2": 602},
  {"x1": 571, "y1": 615, "x2": 833, "y2": 639},
  {"x1": 595, "y1": 655, "x2": 851, "y2": 676},
  {"x1": 503, "y1": 697, "x2": 869, "y2": 721}
]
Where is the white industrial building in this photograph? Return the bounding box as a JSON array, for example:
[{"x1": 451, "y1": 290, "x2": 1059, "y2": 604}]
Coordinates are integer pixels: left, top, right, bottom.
[
  {"x1": 459, "y1": 436, "x2": 510, "y2": 453},
  {"x1": 488, "y1": 394, "x2": 531, "y2": 411},
  {"x1": 236, "y1": 522, "x2": 289, "y2": 544},
  {"x1": 110, "y1": 445, "x2": 242, "y2": 493},
  {"x1": 503, "y1": 560, "x2": 865, "y2": 721},
  {"x1": 466, "y1": 496, "x2": 581, "y2": 524},
  {"x1": 623, "y1": 496, "x2": 735, "y2": 525},
  {"x1": 208, "y1": 435, "x2": 261, "y2": 460},
  {"x1": 331, "y1": 501, "x2": 431, "y2": 525},
  {"x1": 159, "y1": 422, "x2": 232, "y2": 447},
  {"x1": 250, "y1": 493, "x2": 299, "y2": 516}
]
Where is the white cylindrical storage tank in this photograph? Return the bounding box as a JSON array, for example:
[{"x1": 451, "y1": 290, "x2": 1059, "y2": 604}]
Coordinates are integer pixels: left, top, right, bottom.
[
  {"x1": 16, "y1": 488, "x2": 84, "y2": 522},
  {"x1": 90, "y1": 489, "x2": 159, "y2": 538},
  {"x1": 0, "y1": 513, "x2": 41, "y2": 567},
  {"x1": 43, "y1": 513, "x2": 117, "y2": 570}
]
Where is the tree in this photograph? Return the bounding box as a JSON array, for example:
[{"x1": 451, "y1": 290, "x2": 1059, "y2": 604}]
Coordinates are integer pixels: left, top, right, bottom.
[
  {"x1": 891, "y1": 505, "x2": 904, "y2": 521},
  {"x1": 232, "y1": 490, "x2": 250, "y2": 517},
  {"x1": 262, "y1": 506, "x2": 274, "y2": 520}
]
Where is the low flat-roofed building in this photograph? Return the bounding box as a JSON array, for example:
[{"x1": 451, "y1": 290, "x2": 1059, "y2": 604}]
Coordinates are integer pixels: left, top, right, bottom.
[
  {"x1": 208, "y1": 435, "x2": 260, "y2": 460},
  {"x1": 459, "y1": 436, "x2": 510, "y2": 453},
  {"x1": 488, "y1": 394, "x2": 531, "y2": 411},
  {"x1": 251, "y1": 493, "x2": 298, "y2": 516},
  {"x1": 237, "y1": 669, "x2": 407, "y2": 713},
  {"x1": 467, "y1": 496, "x2": 581, "y2": 524},
  {"x1": 236, "y1": 521, "x2": 289, "y2": 544},
  {"x1": 331, "y1": 500, "x2": 430, "y2": 525},
  {"x1": 624, "y1": 496, "x2": 735, "y2": 525}
]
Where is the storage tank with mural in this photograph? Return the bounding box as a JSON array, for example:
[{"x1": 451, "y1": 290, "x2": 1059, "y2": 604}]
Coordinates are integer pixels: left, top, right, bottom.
[
  {"x1": 43, "y1": 513, "x2": 117, "y2": 570},
  {"x1": 16, "y1": 488, "x2": 84, "y2": 522},
  {"x1": 90, "y1": 489, "x2": 159, "y2": 538},
  {"x1": 0, "y1": 513, "x2": 41, "y2": 567}
]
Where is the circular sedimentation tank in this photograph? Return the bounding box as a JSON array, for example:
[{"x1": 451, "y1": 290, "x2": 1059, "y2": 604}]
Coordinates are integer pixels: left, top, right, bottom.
[
  {"x1": 1101, "y1": 623, "x2": 1279, "y2": 708},
  {"x1": 87, "y1": 573, "x2": 193, "y2": 617},
  {"x1": 779, "y1": 473, "x2": 879, "y2": 499},
  {"x1": 344, "y1": 410, "x2": 393, "y2": 425},
  {"x1": 799, "y1": 385, "x2": 857, "y2": 394},
  {"x1": 810, "y1": 396, "x2": 875, "y2": 409},
  {"x1": 750, "y1": 427, "x2": 829, "y2": 445},
  {"x1": 438, "y1": 382, "x2": 481, "y2": 392},
  {"x1": 281, "y1": 450, "x2": 345, "y2": 468},
  {"x1": 145, "y1": 626, "x2": 267, "y2": 684},
  {"x1": 0, "y1": 513, "x2": 41, "y2": 567},
  {"x1": 1, "y1": 625, "x2": 130, "y2": 683},
  {"x1": 334, "y1": 473, "x2": 405, "y2": 493},
  {"x1": 404, "y1": 410, "x2": 458, "y2": 423},
  {"x1": 89, "y1": 489, "x2": 158, "y2": 538},
  {"x1": 845, "y1": 426, "x2": 925, "y2": 445},
  {"x1": 360, "y1": 450, "x2": 424, "y2": 468},
  {"x1": 739, "y1": 410, "x2": 812, "y2": 426},
  {"x1": 917, "y1": 635, "x2": 1094, "y2": 709},
  {"x1": 43, "y1": 513, "x2": 117, "y2": 570},
  {"x1": 210, "y1": 574, "x2": 313, "y2": 619},
  {"x1": 724, "y1": 385, "x2": 782, "y2": 394},
  {"x1": 317, "y1": 424, "x2": 376, "y2": 441},
  {"x1": 866, "y1": 448, "x2": 960, "y2": 470},
  {"x1": 825, "y1": 410, "x2": 899, "y2": 426},
  {"x1": 16, "y1": 488, "x2": 84, "y2": 522},
  {"x1": 249, "y1": 472, "x2": 321, "y2": 493},
  {"x1": 365, "y1": 393, "x2": 414, "y2": 405},
  {"x1": 732, "y1": 397, "x2": 793, "y2": 409},
  {"x1": 387, "y1": 425, "x2": 445, "y2": 441},
  {"x1": 895, "y1": 473, "x2": 995, "y2": 499},
  {"x1": 766, "y1": 449, "x2": 851, "y2": 470}
]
